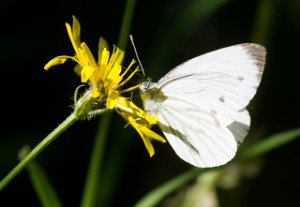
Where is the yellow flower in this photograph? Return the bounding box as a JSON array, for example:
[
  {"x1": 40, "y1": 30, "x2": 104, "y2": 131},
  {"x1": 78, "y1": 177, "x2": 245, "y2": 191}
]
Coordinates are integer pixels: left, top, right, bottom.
[
  {"x1": 44, "y1": 16, "x2": 166, "y2": 157},
  {"x1": 44, "y1": 16, "x2": 137, "y2": 107}
]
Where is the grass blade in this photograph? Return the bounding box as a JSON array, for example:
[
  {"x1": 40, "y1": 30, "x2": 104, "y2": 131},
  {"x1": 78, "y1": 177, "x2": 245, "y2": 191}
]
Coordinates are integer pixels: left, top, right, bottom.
[
  {"x1": 237, "y1": 128, "x2": 300, "y2": 162},
  {"x1": 27, "y1": 161, "x2": 62, "y2": 207},
  {"x1": 133, "y1": 168, "x2": 202, "y2": 207},
  {"x1": 80, "y1": 114, "x2": 112, "y2": 207}
]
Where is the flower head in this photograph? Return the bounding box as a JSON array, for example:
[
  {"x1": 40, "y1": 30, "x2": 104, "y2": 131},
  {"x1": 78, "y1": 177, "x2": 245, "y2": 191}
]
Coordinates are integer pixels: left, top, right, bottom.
[
  {"x1": 45, "y1": 16, "x2": 137, "y2": 108},
  {"x1": 44, "y1": 16, "x2": 165, "y2": 156}
]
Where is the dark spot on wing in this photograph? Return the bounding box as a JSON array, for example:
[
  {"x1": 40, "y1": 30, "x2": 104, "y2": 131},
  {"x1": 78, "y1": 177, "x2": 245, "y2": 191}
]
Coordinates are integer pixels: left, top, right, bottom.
[
  {"x1": 238, "y1": 76, "x2": 244, "y2": 81},
  {"x1": 219, "y1": 96, "x2": 225, "y2": 103}
]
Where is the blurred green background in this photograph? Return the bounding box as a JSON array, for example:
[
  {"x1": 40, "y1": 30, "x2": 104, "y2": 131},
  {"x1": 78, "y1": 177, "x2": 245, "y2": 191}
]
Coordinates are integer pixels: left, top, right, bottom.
[{"x1": 0, "y1": 0, "x2": 300, "y2": 206}]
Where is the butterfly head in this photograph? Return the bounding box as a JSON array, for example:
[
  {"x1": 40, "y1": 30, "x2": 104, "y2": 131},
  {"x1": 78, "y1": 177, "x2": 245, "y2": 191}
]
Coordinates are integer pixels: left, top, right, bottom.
[{"x1": 139, "y1": 77, "x2": 153, "y2": 92}]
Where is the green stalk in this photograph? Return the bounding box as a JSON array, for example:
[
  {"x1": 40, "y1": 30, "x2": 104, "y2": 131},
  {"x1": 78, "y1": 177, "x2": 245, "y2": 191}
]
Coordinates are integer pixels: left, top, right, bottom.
[
  {"x1": 118, "y1": 0, "x2": 136, "y2": 50},
  {"x1": 0, "y1": 113, "x2": 78, "y2": 191}
]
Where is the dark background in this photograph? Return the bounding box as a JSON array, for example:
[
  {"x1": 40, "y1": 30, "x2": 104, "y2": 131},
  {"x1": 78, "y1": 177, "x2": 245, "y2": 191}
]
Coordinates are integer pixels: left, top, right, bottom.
[{"x1": 0, "y1": 0, "x2": 300, "y2": 206}]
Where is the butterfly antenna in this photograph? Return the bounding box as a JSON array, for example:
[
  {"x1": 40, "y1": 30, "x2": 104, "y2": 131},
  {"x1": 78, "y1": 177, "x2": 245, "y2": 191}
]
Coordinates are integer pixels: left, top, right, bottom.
[{"x1": 130, "y1": 34, "x2": 146, "y2": 77}]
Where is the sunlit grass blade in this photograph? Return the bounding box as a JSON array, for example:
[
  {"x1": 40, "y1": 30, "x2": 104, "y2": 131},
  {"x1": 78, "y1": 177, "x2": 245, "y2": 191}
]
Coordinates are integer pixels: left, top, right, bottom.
[
  {"x1": 80, "y1": 114, "x2": 112, "y2": 207},
  {"x1": 27, "y1": 161, "x2": 62, "y2": 207},
  {"x1": 133, "y1": 168, "x2": 203, "y2": 207},
  {"x1": 236, "y1": 128, "x2": 300, "y2": 162}
]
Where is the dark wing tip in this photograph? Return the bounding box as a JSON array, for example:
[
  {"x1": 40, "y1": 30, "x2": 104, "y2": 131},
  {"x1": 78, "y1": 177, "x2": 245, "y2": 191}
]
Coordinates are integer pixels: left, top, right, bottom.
[{"x1": 242, "y1": 43, "x2": 266, "y2": 73}]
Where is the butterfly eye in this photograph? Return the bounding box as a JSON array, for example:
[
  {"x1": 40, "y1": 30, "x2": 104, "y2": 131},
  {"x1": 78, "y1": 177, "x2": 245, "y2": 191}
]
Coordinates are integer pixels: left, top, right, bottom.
[
  {"x1": 145, "y1": 79, "x2": 152, "y2": 88},
  {"x1": 139, "y1": 77, "x2": 152, "y2": 91}
]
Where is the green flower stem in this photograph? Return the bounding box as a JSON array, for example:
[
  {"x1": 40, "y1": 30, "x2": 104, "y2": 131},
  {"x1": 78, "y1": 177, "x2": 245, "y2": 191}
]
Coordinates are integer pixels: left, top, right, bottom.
[{"x1": 0, "y1": 113, "x2": 78, "y2": 191}]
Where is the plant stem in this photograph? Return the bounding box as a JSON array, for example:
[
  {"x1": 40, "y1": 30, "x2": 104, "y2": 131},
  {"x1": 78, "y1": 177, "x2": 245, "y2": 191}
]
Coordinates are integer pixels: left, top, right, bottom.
[{"x1": 0, "y1": 113, "x2": 78, "y2": 191}]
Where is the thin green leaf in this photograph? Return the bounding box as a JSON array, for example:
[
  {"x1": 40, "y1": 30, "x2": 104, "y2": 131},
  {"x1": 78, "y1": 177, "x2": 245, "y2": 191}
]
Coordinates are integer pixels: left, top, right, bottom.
[
  {"x1": 133, "y1": 168, "x2": 203, "y2": 207},
  {"x1": 94, "y1": 124, "x2": 133, "y2": 207},
  {"x1": 237, "y1": 128, "x2": 300, "y2": 162},
  {"x1": 27, "y1": 161, "x2": 62, "y2": 207},
  {"x1": 118, "y1": 0, "x2": 136, "y2": 51},
  {"x1": 80, "y1": 114, "x2": 112, "y2": 207}
]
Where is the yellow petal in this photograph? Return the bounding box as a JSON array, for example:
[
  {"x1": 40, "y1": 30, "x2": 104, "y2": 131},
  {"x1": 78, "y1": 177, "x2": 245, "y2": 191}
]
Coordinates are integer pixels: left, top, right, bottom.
[
  {"x1": 106, "y1": 65, "x2": 122, "y2": 87},
  {"x1": 143, "y1": 113, "x2": 159, "y2": 125},
  {"x1": 114, "y1": 49, "x2": 124, "y2": 65},
  {"x1": 80, "y1": 42, "x2": 97, "y2": 68},
  {"x1": 44, "y1": 55, "x2": 71, "y2": 70},
  {"x1": 66, "y1": 22, "x2": 80, "y2": 55},
  {"x1": 100, "y1": 48, "x2": 110, "y2": 66},
  {"x1": 117, "y1": 97, "x2": 159, "y2": 125},
  {"x1": 141, "y1": 136, "x2": 155, "y2": 157},
  {"x1": 106, "y1": 90, "x2": 119, "y2": 109},
  {"x1": 139, "y1": 125, "x2": 166, "y2": 143},
  {"x1": 108, "y1": 65, "x2": 122, "y2": 78},
  {"x1": 71, "y1": 15, "x2": 81, "y2": 46},
  {"x1": 109, "y1": 47, "x2": 124, "y2": 68},
  {"x1": 81, "y1": 66, "x2": 94, "y2": 82},
  {"x1": 128, "y1": 116, "x2": 155, "y2": 157},
  {"x1": 98, "y1": 37, "x2": 109, "y2": 63},
  {"x1": 91, "y1": 88, "x2": 100, "y2": 98}
]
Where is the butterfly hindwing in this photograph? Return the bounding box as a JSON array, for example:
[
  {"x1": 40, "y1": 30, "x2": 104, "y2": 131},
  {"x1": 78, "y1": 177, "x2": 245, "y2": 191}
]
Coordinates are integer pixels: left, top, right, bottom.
[{"x1": 157, "y1": 96, "x2": 238, "y2": 167}]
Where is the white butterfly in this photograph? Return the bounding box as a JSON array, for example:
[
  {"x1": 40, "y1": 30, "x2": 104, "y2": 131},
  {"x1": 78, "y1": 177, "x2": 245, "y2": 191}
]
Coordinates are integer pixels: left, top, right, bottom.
[{"x1": 140, "y1": 43, "x2": 266, "y2": 168}]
